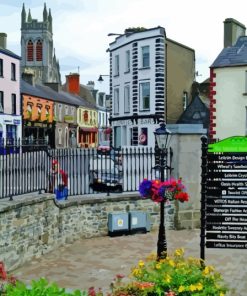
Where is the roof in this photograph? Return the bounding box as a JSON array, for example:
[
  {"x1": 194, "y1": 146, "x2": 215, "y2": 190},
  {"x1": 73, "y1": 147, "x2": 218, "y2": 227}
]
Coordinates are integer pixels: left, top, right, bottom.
[
  {"x1": 211, "y1": 36, "x2": 247, "y2": 68},
  {"x1": 0, "y1": 47, "x2": 21, "y2": 60},
  {"x1": 21, "y1": 80, "x2": 97, "y2": 109},
  {"x1": 61, "y1": 83, "x2": 96, "y2": 106},
  {"x1": 177, "y1": 95, "x2": 209, "y2": 128}
]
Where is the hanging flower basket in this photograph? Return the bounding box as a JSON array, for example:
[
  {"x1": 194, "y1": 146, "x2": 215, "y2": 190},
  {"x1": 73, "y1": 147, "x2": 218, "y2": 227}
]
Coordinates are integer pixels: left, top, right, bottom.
[{"x1": 139, "y1": 178, "x2": 190, "y2": 203}]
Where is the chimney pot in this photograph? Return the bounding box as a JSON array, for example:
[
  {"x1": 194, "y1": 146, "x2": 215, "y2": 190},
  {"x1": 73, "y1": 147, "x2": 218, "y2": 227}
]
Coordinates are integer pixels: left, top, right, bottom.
[{"x1": 0, "y1": 33, "x2": 7, "y2": 49}]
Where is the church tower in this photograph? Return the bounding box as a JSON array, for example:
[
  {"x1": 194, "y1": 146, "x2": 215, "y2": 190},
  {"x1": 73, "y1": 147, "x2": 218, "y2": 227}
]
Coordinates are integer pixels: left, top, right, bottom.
[{"x1": 20, "y1": 3, "x2": 61, "y2": 84}]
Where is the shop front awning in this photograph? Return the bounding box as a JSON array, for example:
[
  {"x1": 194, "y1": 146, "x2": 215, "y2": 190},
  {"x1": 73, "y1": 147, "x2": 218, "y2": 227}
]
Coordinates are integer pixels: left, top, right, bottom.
[{"x1": 80, "y1": 127, "x2": 98, "y2": 132}]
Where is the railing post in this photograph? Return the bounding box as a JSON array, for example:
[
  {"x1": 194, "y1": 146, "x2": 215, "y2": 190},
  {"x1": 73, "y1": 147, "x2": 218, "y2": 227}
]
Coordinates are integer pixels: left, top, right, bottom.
[{"x1": 200, "y1": 135, "x2": 208, "y2": 263}]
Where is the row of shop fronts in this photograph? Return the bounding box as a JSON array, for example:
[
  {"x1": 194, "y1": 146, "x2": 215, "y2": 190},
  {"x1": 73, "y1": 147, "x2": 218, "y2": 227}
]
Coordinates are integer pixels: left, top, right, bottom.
[{"x1": 0, "y1": 80, "x2": 111, "y2": 149}]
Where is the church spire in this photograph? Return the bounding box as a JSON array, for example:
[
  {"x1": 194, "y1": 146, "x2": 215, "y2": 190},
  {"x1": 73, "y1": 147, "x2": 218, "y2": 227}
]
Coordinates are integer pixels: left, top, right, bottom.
[
  {"x1": 43, "y1": 3, "x2": 48, "y2": 21},
  {"x1": 48, "y1": 8, "x2": 52, "y2": 33},
  {"x1": 21, "y1": 3, "x2": 26, "y2": 27},
  {"x1": 27, "y1": 8, "x2": 32, "y2": 22}
]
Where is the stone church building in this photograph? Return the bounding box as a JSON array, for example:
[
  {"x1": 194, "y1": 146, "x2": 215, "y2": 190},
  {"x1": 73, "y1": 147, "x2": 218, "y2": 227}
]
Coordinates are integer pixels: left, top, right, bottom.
[{"x1": 20, "y1": 3, "x2": 61, "y2": 84}]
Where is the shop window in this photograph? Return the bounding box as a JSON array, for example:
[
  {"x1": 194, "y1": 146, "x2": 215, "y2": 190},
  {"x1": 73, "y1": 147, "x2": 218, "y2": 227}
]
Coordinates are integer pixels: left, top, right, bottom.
[{"x1": 0, "y1": 59, "x2": 3, "y2": 77}]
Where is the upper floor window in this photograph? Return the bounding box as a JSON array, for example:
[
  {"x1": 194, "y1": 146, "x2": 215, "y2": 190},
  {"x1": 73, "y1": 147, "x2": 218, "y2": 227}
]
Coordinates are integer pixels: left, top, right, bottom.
[
  {"x1": 114, "y1": 55, "x2": 119, "y2": 76},
  {"x1": 114, "y1": 88, "x2": 119, "y2": 114},
  {"x1": 36, "y1": 39, "x2": 43, "y2": 61},
  {"x1": 142, "y1": 46, "x2": 150, "y2": 68},
  {"x1": 139, "y1": 82, "x2": 150, "y2": 111},
  {"x1": 245, "y1": 71, "x2": 247, "y2": 93},
  {"x1": 98, "y1": 93, "x2": 104, "y2": 107},
  {"x1": 0, "y1": 59, "x2": 3, "y2": 77},
  {"x1": 0, "y1": 91, "x2": 3, "y2": 113},
  {"x1": 27, "y1": 40, "x2": 34, "y2": 61},
  {"x1": 124, "y1": 85, "x2": 130, "y2": 113},
  {"x1": 125, "y1": 50, "x2": 130, "y2": 72},
  {"x1": 11, "y1": 63, "x2": 16, "y2": 81},
  {"x1": 11, "y1": 94, "x2": 16, "y2": 114}
]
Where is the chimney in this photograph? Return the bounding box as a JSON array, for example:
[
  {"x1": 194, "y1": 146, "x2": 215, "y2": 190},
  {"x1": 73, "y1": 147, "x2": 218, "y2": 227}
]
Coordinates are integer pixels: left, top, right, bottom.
[
  {"x1": 22, "y1": 72, "x2": 34, "y2": 86},
  {"x1": 0, "y1": 33, "x2": 7, "y2": 49},
  {"x1": 224, "y1": 18, "x2": 246, "y2": 48},
  {"x1": 66, "y1": 73, "x2": 80, "y2": 95}
]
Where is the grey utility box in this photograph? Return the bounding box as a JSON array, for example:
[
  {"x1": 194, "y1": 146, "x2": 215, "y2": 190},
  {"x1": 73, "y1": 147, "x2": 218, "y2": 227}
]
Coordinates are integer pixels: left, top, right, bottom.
[
  {"x1": 108, "y1": 212, "x2": 129, "y2": 236},
  {"x1": 129, "y1": 211, "x2": 151, "y2": 233}
]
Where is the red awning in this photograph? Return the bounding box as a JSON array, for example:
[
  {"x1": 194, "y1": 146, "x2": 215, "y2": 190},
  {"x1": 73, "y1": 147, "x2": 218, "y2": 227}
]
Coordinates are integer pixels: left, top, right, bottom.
[
  {"x1": 104, "y1": 127, "x2": 112, "y2": 134},
  {"x1": 80, "y1": 127, "x2": 98, "y2": 132}
]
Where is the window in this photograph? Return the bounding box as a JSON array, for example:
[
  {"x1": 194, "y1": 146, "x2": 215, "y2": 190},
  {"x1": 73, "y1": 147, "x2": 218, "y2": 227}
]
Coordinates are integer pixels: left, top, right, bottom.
[
  {"x1": 58, "y1": 128, "x2": 62, "y2": 145},
  {"x1": 125, "y1": 50, "x2": 130, "y2": 72},
  {"x1": 114, "y1": 55, "x2": 119, "y2": 76},
  {"x1": 114, "y1": 88, "x2": 119, "y2": 114},
  {"x1": 0, "y1": 91, "x2": 3, "y2": 113},
  {"x1": 27, "y1": 40, "x2": 34, "y2": 61},
  {"x1": 58, "y1": 104, "x2": 62, "y2": 121},
  {"x1": 140, "y1": 82, "x2": 150, "y2": 110},
  {"x1": 36, "y1": 39, "x2": 43, "y2": 61},
  {"x1": 0, "y1": 59, "x2": 3, "y2": 77},
  {"x1": 11, "y1": 94, "x2": 16, "y2": 114},
  {"x1": 0, "y1": 91, "x2": 4, "y2": 113},
  {"x1": 98, "y1": 93, "x2": 104, "y2": 106},
  {"x1": 245, "y1": 71, "x2": 247, "y2": 93},
  {"x1": 11, "y1": 63, "x2": 16, "y2": 81},
  {"x1": 142, "y1": 46, "x2": 150, "y2": 68},
  {"x1": 124, "y1": 85, "x2": 130, "y2": 113}
]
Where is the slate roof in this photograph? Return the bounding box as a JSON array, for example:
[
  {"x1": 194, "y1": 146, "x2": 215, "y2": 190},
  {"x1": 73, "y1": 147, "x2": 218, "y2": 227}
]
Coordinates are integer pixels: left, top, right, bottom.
[
  {"x1": 0, "y1": 47, "x2": 21, "y2": 60},
  {"x1": 211, "y1": 36, "x2": 247, "y2": 68},
  {"x1": 21, "y1": 80, "x2": 97, "y2": 109},
  {"x1": 177, "y1": 95, "x2": 209, "y2": 128}
]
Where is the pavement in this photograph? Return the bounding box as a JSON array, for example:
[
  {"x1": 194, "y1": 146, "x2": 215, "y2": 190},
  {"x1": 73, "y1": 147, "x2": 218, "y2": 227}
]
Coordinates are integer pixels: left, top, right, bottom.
[{"x1": 12, "y1": 229, "x2": 247, "y2": 295}]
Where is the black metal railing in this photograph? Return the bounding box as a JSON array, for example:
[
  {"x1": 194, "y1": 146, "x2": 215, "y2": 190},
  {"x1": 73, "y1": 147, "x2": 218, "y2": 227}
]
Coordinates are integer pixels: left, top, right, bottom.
[{"x1": 0, "y1": 140, "x2": 174, "y2": 200}]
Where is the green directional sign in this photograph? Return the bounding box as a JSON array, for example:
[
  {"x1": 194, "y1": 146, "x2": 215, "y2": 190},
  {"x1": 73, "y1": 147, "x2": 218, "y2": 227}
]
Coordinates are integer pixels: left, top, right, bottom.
[{"x1": 208, "y1": 136, "x2": 247, "y2": 152}]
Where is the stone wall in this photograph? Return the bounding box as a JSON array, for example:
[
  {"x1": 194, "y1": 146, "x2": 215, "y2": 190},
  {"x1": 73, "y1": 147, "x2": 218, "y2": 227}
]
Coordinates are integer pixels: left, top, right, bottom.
[{"x1": 0, "y1": 193, "x2": 175, "y2": 272}]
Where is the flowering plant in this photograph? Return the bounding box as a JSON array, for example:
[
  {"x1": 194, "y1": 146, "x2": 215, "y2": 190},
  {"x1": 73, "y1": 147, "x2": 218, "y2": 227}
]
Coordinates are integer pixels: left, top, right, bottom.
[
  {"x1": 139, "y1": 178, "x2": 189, "y2": 203},
  {"x1": 109, "y1": 249, "x2": 229, "y2": 296}
]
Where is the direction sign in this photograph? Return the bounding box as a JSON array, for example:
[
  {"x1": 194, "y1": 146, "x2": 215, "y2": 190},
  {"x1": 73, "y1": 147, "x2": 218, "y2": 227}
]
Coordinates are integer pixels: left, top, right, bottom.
[
  {"x1": 206, "y1": 241, "x2": 247, "y2": 249},
  {"x1": 206, "y1": 232, "x2": 247, "y2": 241}
]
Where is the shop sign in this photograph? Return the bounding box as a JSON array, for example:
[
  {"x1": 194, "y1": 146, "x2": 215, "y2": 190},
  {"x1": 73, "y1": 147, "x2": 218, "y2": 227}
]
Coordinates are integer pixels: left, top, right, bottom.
[{"x1": 64, "y1": 115, "x2": 74, "y2": 122}]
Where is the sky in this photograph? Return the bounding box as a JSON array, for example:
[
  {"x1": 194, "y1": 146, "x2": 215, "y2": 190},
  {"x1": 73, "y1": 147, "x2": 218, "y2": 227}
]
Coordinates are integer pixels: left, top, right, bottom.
[{"x1": 0, "y1": 0, "x2": 247, "y2": 93}]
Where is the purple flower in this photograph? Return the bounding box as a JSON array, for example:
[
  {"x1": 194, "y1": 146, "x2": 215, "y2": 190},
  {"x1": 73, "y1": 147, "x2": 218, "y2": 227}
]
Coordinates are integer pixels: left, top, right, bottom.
[
  {"x1": 139, "y1": 179, "x2": 152, "y2": 198},
  {"x1": 158, "y1": 184, "x2": 167, "y2": 198}
]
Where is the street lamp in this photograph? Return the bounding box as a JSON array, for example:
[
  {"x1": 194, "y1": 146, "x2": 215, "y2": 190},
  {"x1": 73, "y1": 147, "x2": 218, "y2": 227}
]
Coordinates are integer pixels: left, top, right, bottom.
[
  {"x1": 98, "y1": 74, "x2": 110, "y2": 82},
  {"x1": 153, "y1": 121, "x2": 172, "y2": 259}
]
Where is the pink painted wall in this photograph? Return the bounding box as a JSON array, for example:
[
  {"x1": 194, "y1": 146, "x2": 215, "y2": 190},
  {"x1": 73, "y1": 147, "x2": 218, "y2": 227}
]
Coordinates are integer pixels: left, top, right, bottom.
[{"x1": 0, "y1": 52, "x2": 20, "y2": 115}]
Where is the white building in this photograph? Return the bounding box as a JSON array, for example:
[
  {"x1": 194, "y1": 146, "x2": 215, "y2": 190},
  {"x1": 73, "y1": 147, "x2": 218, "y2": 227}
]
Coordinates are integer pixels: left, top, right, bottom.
[
  {"x1": 209, "y1": 18, "x2": 247, "y2": 140},
  {"x1": 0, "y1": 33, "x2": 22, "y2": 141},
  {"x1": 109, "y1": 27, "x2": 165, "y2": 148}
]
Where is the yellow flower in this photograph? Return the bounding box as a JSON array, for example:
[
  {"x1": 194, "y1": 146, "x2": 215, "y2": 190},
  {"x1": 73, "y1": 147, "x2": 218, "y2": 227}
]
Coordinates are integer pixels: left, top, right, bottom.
[
  {"x1": 203, "y1": 265, "x2": 215, "y2": 275},
  {"x1": 168, "y1": 259, "x2": 175, "y2": 267},
  {"x1": 189, "y1": 284, "x2": 197, "y2": 292},
  {"x1": 196, "y1": 282, "x2": 203, "y2": 291},
  {"x1": 174, "y1": 248, "x2": 184, "y2": 257},
  {"x1": 178, "y1": 286, "x2": 185, "y2": 292},
  {"x1": 132, "y1": 268, "x2": 142, "y2": 276},
  {"x1": 219, "y1": 293, "x2": 225, "y2": 296},
  {"x1": 155, "y1": 263, "x2": 161, "y2": 269},
  {"x1": 138, "y1": 260, "x2": 145, "y2": 268},
  {"x1": 164, "y1": 274, "x2": 171, "y2": 283}
]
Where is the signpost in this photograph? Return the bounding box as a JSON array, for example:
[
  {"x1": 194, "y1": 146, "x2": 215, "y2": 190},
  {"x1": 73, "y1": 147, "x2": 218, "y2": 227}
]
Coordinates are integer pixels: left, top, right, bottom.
[{"x1": 201, "y1": 136, "x2": 247, "y2": 260}]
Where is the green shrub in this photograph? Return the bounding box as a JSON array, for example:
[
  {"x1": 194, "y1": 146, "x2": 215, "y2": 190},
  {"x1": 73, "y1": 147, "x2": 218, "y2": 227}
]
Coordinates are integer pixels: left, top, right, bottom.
[{"x1": 3, "y1": 278, "x2": 85, "y2": 296}]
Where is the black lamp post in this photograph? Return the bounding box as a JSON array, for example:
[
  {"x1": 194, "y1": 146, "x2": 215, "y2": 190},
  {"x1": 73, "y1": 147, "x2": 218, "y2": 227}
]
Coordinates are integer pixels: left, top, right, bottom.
[
  {"x1": 153, "y1": 122, "x2": 172, "y2": 260},
  {"x1": 98, "y1": 74, "x2": 110, "y2": 82}
]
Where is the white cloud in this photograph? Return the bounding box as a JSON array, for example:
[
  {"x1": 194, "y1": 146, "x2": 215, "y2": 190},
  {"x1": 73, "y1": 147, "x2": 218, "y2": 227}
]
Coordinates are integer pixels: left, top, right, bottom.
[{"x1": 1, "y1": 0, "x2": 247, "y2": 87}]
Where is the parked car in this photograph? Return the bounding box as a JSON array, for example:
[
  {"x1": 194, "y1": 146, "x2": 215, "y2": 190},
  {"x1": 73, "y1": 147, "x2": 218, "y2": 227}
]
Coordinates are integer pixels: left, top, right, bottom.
[
  {"x1": 89, "y1": 155, "x2": 123, "y2": 192},
  {"x1": 97, "y1": 141, "x2": 111, "y2": 153}
]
